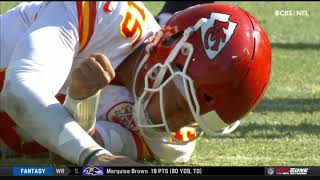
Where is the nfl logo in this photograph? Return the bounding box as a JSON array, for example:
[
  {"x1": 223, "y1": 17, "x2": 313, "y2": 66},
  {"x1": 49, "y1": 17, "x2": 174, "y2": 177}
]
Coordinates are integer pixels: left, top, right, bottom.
[{"x1": 267, "y1": 167, "x2": 274, "y2": 175}]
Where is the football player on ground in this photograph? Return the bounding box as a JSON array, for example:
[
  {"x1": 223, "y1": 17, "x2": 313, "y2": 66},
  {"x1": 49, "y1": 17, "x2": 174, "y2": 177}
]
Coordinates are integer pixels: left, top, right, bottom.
[{"x1": 0, "y1": 1, "x2": 272, "y2": 166}]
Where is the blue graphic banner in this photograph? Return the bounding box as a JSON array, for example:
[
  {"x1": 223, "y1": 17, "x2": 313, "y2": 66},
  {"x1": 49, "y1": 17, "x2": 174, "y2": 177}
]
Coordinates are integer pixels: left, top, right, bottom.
[{"x1": 13, "y1": 166, "x2": 54, "y2": 176}]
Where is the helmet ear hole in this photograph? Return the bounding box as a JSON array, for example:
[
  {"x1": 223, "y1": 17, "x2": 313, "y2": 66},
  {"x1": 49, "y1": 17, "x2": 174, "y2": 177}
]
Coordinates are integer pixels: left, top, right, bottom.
[{"x1": 204, "y1": 93, "x2": 213, "y2": 103}]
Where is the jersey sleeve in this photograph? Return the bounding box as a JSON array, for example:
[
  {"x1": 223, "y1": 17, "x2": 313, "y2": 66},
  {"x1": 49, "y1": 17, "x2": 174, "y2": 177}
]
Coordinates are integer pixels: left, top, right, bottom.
[
  {"x1": 71, "y1": 1, "x2": 161, "y2": 70},
  {"x1": 1, "y1": 2, "x2": 105, "y2": 165}
]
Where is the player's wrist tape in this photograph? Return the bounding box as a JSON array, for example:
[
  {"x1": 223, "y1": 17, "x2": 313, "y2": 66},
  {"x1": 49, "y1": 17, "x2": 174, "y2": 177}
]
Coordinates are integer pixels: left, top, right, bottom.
[
  {"x1": 63, "y1": 89, "x2": 101, "y2": 132},
  {"x1": 79, "y1": 147, "x2": 112, "y2": 165}
]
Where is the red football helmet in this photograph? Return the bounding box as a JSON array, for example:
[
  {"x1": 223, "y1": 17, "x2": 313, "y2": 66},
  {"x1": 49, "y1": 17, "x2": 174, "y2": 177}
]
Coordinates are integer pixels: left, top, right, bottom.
[{"x1": 132, "y1": 3, "x2": 271, "y2": 142}]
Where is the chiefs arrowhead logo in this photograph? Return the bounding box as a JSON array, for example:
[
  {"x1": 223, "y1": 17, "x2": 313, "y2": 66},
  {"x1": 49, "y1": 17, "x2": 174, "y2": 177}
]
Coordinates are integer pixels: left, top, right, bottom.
[
  {"x1": 106, "y1": 101, "x2": 136, "y2": 129},
  {"x1": 201, "y1": 13, "x2": 237, "y2": 60}
]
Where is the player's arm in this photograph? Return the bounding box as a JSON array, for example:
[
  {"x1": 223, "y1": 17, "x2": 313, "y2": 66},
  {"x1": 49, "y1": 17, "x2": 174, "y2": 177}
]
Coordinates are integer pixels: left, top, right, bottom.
[
  {"x1": 1, "y1": 2, "x2": 108, "y2": 165},
  {"x1": 49, "y1": 53, "x2": 144, "y2": 166},
  {"x1": 61, "y1": 53, "x2": 115, "y2": 134},
  {"x1": 64, "y1": 53, "x2": 195, "y2": 163}
]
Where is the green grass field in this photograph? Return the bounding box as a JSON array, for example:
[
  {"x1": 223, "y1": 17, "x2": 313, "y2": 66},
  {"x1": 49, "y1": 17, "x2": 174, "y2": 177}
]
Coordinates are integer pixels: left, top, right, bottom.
[{"x1": 1, "y1": 1, "x2": 320, "y2": 166}]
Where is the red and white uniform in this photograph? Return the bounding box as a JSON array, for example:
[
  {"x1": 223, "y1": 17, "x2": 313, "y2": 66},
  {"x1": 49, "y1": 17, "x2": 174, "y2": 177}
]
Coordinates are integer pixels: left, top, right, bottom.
[
  {"x1": 95, "y1": 85, "x2": 196, "y2": 162},
  {"x1": 0, "y1": 1, "x2": 195, "y2": 163}
]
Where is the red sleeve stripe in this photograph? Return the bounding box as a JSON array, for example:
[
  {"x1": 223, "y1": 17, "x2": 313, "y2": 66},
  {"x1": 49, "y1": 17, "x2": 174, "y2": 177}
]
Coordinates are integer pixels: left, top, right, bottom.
[{"x1": 76, "y1": 1, "x2": 97, "y2": 53}]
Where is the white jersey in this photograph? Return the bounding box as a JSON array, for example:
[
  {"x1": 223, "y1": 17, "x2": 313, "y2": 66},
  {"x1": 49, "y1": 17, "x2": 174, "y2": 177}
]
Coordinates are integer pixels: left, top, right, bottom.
[
  {"x1": 1, "y1": 1, "x2": 158, "y2": 92},
  {"x1": 96, "y1": 85, "x2": 196, "y2": 162},
  {"x1": 0, "y1": 1, "x2": 195, "y2": 163}
]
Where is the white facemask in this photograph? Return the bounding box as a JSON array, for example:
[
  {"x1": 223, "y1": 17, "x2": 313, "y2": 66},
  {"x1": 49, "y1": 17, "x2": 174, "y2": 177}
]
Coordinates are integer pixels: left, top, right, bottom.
[{"x1": 131, "y1": 17, "x2": 240, "y2": 144}]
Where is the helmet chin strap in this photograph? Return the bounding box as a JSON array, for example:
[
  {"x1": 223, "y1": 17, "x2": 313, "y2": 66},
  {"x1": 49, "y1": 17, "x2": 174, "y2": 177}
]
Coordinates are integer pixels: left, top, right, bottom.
[{"x1": 132, "y1": 18, "x2": 211, "y2": 144}]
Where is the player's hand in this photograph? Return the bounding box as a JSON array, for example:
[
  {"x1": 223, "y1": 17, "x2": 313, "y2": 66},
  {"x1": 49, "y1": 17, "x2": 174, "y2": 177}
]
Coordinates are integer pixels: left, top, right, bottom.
[
  {"x1": 87, "y1": 154, "x2": 145, "y2": 166},
  {"x1": 69, "y1": 53, "x2": 115, "y2": 100}
]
